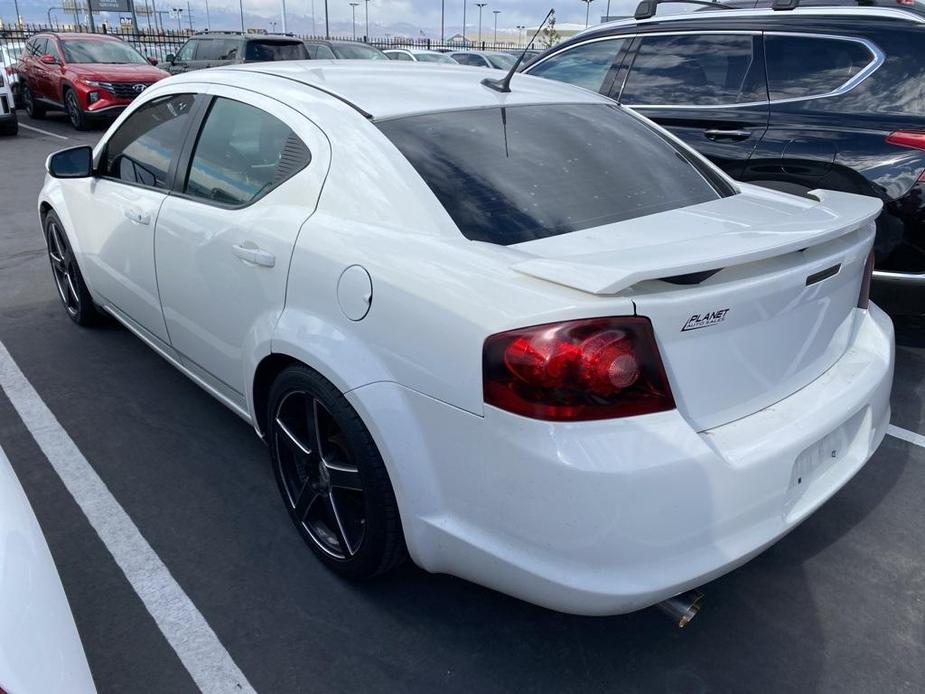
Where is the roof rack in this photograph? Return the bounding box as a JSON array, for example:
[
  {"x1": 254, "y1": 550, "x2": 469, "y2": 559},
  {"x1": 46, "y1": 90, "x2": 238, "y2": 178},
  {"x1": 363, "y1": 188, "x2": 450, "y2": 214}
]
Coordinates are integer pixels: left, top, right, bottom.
[{"x1": 634, "y1": 0, "x2": 733, "y2": 21}]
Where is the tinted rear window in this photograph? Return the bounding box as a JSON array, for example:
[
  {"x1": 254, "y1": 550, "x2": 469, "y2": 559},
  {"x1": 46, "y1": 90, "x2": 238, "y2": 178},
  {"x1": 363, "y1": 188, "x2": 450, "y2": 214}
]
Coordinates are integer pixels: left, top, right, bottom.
[
  {"x1": 244, "y1": 41, "x2": 308, "y2": 61},
  {"x1": 378, "y1": 104, "x2": 725, "y2": 244},
  {"x1": 765, "y1": 35, "x2": 875, "y2": 101}
]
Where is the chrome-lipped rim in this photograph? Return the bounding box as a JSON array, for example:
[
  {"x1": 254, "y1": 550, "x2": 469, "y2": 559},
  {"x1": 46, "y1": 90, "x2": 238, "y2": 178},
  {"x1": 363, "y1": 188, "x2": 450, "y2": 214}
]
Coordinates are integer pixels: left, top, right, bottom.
[
  {"x1": 47, "y1": 221, "x2": 79, "y2": 317},
  {"x1": 274, "y1": 391, "x2": 366, "y2": 559}
]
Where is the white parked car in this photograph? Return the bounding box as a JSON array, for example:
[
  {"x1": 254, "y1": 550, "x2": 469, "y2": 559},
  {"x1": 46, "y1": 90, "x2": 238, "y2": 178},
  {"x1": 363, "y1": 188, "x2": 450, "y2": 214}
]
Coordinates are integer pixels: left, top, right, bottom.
[
  {"x1": 384, "y1": 48, "x2": 459, "y2": 63},
  {"x1": 0, "y1": 450, "x2": 96, "y2": 693},
  {"x1": 0, "y1": 62, "x2": 17, "y2": 136},
  {"x1": 37, "y1": 62, "x2": 894, "y2": 616}
]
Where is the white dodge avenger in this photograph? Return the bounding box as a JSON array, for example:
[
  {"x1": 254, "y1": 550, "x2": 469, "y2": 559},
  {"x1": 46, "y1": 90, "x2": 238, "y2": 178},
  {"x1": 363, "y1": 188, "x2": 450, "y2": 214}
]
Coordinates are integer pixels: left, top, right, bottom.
[{"x1": 38, "y1": 61, "x2": 894, "y2": 617}]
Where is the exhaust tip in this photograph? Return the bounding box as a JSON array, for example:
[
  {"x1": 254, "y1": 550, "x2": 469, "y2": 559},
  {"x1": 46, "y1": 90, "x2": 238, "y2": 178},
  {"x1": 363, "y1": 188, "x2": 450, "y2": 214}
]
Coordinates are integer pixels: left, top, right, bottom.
[{"x1": 656, "y1": 590, "x2": 703, "y2": 628}]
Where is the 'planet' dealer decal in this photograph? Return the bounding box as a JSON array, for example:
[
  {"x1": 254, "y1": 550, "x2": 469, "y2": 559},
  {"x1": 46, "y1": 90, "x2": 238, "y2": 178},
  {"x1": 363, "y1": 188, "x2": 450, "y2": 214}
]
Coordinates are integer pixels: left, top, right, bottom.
[{"x1": 681, "y1": 309, "x2": 730, "y2": 332}]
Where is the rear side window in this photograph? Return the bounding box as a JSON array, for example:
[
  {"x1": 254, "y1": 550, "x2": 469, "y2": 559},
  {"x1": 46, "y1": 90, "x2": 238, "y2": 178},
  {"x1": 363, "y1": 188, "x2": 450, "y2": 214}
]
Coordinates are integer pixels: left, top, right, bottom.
[
  {"x1": 330, "y1": 43, "x2": 386, "y2": 60},
  {"x1": 184, "y1": 97, "x2": 311, "y2": 206},
  {"x1": 102, "y1": 93, "x2": 197, "y2": 189},
  {"x1": 453, "y1": 53, "x2": 486, "y2": 67},
  {"x1": 765, "y1": 35, "x2": 877, "y2": 101},
  {"x1": 528, "y1": 39, "x2": 626, "y2": 93},
  {"x1": 195, "y1": 39, "x2": 240, "y2": 61},
  {"x1": 389, "y1": 51, "x2": 413, "y2": 61},
  {"x1": 621, "y1": 34, "x2": 765, "y2": 106},
  {"x1": 244, "y1": 41, "x2": 308, "y2": 61},
  {"x1": 378, "y1": 104, "x2": 725, "y2": 245}
]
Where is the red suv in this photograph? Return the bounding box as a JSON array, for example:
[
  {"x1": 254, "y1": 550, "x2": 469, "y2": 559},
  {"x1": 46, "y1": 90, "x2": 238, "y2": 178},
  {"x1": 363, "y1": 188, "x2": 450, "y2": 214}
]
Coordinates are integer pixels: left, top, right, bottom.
[{"x1": 16, "y1": 32, "x2": 168, "y2": 130}]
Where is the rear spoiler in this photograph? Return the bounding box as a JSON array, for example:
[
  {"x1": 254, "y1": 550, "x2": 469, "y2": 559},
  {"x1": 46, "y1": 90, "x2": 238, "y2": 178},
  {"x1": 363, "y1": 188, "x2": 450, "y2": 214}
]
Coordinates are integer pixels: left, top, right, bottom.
[{"x1": 510, "y1": 189, "x2": 882, "y2": 296}]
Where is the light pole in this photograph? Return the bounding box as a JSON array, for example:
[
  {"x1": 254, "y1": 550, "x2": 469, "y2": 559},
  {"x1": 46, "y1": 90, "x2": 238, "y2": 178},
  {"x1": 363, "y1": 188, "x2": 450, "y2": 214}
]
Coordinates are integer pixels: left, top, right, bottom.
[
  {"x1": 172, "y1": 6, "x2": 184, "y2": 31},
  {"x1": 440, "y1": 0, "x2": 444, "y2": 42},
  {"x1": 238, "y1": 0, "x2": 244, "y2": 31},
  {"x1": 204, "y1": 0, "x2": 210, "y2": 28},
  {"x1": 492, "y1": 9, "x2": 499, "y2": 43},
  {"x1": 605, "y1": 0, "x2": 611, "y2": 20},
  {"x1": 12, "y1": 0, "x2": 21, "y2": 26},
  {"x1": 349, "y1": 1, "x2": 358, "y2": 39},
  {"x1": 475, "y1": 2, "x2": 486, "y2": 44},
  {"x1": 580, "y1": 0, "x2": 594, "y2": 28},
  {"x1": 515, "y1": 24, "x2": 524, "y2": 47},
  {"x1": 461, "y1": 0, "x2": 466, "y2": 45},
  {"x1": 363, "y1": 0, "x2": 369, "y2": 40},
  {"x1": 324, "y1": 0, "x2": 329, "y2": 38}
]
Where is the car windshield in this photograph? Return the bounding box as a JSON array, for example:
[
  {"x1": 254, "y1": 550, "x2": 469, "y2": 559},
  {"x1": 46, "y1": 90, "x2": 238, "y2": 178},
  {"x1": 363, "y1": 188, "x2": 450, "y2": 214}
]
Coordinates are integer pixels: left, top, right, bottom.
[
  {"x1": 332, "y1": 43, "x2": 387, "y2": 60},
  {"x1": 244, "y1": 41, "x2": 308, "y2": 61},
  {"x1": 61, "y1": 38, "x2": 148, "y2": 64},
  {"x1": 378, "y1": 103, "x2": 727, "y2": 245},
  {"x1": 486, "y1": 53, "x2": 516, "y2": 70},
  {"x1": 416, "y1": 52, "x2": 457, "y2": 64}
]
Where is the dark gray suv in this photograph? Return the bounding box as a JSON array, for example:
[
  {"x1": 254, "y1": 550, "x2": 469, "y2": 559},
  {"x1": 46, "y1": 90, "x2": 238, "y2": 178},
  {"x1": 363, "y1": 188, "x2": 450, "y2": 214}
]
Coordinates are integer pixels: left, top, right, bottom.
[{"x1": 166, "y1": 32, "x2": 308, "y2": 74}]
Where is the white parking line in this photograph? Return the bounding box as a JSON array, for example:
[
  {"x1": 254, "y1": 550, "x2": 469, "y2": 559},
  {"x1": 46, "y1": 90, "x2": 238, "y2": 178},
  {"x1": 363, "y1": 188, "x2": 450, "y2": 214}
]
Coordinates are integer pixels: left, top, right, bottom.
[
  {"x1": 888, "y1": 424, "x2": 925, "y2": 450},
  {"x1": 0, "y1": 339, "x2": 256, "y2": 694},
  {"x1": 19, "y1": 123, "x2": 70, "y2": 140}
]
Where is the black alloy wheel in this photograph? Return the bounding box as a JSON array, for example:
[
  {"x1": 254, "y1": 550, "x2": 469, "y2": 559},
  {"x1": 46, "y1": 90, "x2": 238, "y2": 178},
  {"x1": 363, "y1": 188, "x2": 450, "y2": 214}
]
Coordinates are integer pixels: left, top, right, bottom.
[
  {"x1": 268, "y1": 365, "x2": 406, "y2": 579},
  {"x1": 65, "y1": 89, "x2": 90, "y2": 131},
  {"x1": 23, "y1": 83, "x2": 46, "y2": 119},
  {"x1": 44, "y1": 211, "x2": 97, "y2": 326}
]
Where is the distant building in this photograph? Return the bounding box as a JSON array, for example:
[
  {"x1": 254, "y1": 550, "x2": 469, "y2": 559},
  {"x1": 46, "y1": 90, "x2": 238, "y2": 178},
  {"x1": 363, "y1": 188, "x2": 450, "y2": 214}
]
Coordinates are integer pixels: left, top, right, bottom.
[{"x1": 446, "y1": 33, "x2": 471, "y2": 46}]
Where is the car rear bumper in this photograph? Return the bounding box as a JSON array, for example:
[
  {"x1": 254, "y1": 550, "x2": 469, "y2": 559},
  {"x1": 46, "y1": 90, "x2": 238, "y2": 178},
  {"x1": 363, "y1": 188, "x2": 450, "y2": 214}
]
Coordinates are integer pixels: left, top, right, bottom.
[{"x1": 347, "y1": 304, "x2": 894, "y2": 615}]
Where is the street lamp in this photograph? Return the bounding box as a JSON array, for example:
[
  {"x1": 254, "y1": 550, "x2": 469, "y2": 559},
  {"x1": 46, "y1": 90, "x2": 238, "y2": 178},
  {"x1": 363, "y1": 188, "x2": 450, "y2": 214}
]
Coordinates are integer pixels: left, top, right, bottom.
[
  {"x1": 13, "y1": 0, "x2": 21, "y2": 26},
  {"x1": 441, "y1": 0, "x2": 444, "y2": 42},
  {"x1": 515, "y1": 24, "x2": 525, "y2": 47},
  {"x1": 475, "y1": 2, "x2": 486, "y2": 44},
  {"x1": 349, "y1": 1, "x2": 358, "y2": 40},
  {"x1": 580, "y1": 0, "x2": 594, "y2": 28},
  {"x1": 492, "y1": 9, "x2": 499, "y2": 44},
  {"x1": 324, "y1": 0, "x2": 329, "y2": 38},
  {"x1": 172, "y1": 6, "x2": 184, "y2": 32},
  {"x1": 238, "y1": 0, "x2": 245, "y2": 32},
  {"x1": 364, "y1": 0, "x2": 370, "y2": 40},
  {"x1": 605, "y1": 0, "x2": 611, "y2": 20},
  {"x1": 462, "y1": 0, "x2": 466, "y2": 45}
]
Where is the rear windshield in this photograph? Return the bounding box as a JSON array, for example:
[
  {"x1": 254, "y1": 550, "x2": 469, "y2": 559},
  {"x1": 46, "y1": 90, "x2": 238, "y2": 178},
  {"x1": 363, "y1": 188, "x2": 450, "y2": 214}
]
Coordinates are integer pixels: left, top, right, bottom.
[
  {"x1": 332, "y1": 43, "x2": 387, "y2": 60},
  {"x1": 377, "y1": 103, "x2": 726, "y2": 244},
  {"x1": 244, "y1": 41, "x2": 308, "y2": 62}
]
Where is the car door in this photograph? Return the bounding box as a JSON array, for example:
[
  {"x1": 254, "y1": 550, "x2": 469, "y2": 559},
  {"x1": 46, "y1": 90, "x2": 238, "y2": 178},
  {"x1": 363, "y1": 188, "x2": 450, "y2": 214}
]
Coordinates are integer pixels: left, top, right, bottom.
[
  {"x1": 614, "y1": 32, "x2": 769, "y2": 179},
  {"x1": 38, "y1": 36, "x2": 63, "y2": 103},
  {"x1": 61, "y1": 91, "x2": 203, "y2": 344},
  {"x1": 153, "y1": 86, "x2": 329, "y2": 398},
  {"x1": 26, "y1": 37, "x2": 51, "y2": 100}
]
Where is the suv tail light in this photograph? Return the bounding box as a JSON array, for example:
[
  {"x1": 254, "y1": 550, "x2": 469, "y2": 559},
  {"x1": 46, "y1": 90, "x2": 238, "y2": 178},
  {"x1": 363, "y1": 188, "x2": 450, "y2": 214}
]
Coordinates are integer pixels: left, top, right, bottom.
[
  {"x1": 483, "y1": 316, "x2": 675, "y2": 421},
  {"x1": 858, "y1": 249, "x2": 875, "y2": 309},
  {"x1": 886, "y1": 131, "x2": 925, "y2": 180}
]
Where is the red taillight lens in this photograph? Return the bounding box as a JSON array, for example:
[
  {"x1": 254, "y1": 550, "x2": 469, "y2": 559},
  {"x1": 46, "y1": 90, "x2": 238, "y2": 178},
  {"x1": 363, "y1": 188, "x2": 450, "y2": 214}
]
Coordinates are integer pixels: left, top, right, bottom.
[
  {"x1": 858, "y1": 249, "x2": 875, "y2": 309},
  {"x1": 483, "y1": 316, "x2": 675, "y2": 421},
  {"x1": 886, "y1": 131, "x2": 925, "y2": 150}
]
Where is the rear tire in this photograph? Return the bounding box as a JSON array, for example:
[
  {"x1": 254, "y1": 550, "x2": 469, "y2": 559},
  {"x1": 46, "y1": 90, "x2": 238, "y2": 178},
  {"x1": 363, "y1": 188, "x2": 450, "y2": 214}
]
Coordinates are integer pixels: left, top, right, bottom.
[
  {"x1": 43, "y1": 210, "x2": 99, "y2": 326},
  {"x1": 22, "y1": 83, "x2": 46, "y2": 119},
  {"x1": 267, "y1": 364, "x2": 407, "y2": 580},
  {"x1": 0, "y1": 114, "x2": 17, "y2": 136},
  {"x1": 64, "y1": 88, "x2": 90, "y2": 131}
]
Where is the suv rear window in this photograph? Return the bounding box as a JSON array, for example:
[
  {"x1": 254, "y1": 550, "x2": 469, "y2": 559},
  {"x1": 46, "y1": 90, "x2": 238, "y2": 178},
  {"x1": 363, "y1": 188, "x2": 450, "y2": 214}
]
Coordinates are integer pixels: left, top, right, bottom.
[
  {"x1": 765, "y1": 35, "x2": 876, "y2": 101},
  {"x1": 244, "y1": 41, "x2": 308, "y2": 61},
  {"x1": 378, "y1": 104, "x2": 726, "y2": 245}
]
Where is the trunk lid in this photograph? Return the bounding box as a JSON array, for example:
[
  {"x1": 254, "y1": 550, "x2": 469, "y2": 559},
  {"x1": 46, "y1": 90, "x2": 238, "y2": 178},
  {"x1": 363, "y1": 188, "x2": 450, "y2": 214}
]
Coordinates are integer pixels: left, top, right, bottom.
[{"x1": 511, "y1": 187, "x2": 882, "y2": 430}]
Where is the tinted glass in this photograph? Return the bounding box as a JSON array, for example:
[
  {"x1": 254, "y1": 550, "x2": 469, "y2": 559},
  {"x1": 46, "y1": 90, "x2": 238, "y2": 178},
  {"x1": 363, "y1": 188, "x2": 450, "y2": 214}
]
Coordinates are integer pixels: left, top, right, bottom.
[
  {"x1": 528, "y1": 39, "x2": 626, "y2": 92},
  {"x1": 331, "y1": 43, "x2": 387, "y2": 59},
  {"x1": 307, "y1": 44, "x2": 336, "y2": 59},
  {"x1": 176, "y1": 40, "x2": 196, "y2": 61},
  {"x1": 31, "y1": 37, "x2": 47, "y2": 56},
  {"x1": 453, "y1": 53, "x2": 485, "y2": 66},
  {"x1": 185, "y1": 98, "x2": 311, "y2": 206},
  {"x1": 388, "y1": 51, "x2": 413, "y2": 61},
  {"x1": 765, "y1": 35, "x2": 874, "y2": 100},
  {"x1": 195, "y1": 39, "x2": 240, "y2": 61},
  {"x1": 622, "y1": 34, "x2": 764, "y2": 106},
  {"x1": 61, "y1": 38, "x2": 148, "y2": 64},
  {"x1": 244, "y1": 41, "x2": 308, "y2": 61},
  {"x1": 486, "y1": 53, "x2": 517, "y2": 70},
  {"x1": 102, "y1": 93, "x2": 196, "y2": 189},
  {"x1": 416, "y1": 52, "x2": 456, "y2": 63},
  {"x1": 378, "y1": 104, "x2": 723, "y2": 244}
]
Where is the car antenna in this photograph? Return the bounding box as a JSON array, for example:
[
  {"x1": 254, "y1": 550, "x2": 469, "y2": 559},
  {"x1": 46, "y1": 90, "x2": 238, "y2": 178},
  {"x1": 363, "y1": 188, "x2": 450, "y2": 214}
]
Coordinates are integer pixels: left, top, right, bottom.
[{"x1": 481, "y1": 8, "x2": 554, "y2": 94}]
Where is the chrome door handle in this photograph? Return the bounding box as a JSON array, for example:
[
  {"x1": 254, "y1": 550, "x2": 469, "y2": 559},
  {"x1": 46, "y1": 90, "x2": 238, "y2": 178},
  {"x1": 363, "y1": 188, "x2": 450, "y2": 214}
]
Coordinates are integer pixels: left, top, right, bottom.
[
  {"x1": 704, "y1": 129, "x2": 752, "y2": 142},
  {"x1": 123, "y1": 208, "x2": 150, "y2": 225},
  {"x1": 232, "y1": 243, "x2": 276, "y2": 268}
]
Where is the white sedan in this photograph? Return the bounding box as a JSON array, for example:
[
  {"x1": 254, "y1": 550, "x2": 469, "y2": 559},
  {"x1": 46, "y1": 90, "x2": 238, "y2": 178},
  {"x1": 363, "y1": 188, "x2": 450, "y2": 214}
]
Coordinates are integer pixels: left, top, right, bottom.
[
  {"x1": 37, "y1": 61, "x2": 894, "y2": 616},
  {"x1": 1, "y1": 448, "x2": 96, "y2": 693},
  {"x1": 383, "y1": 48, "x2": 459, "y2": 63}
]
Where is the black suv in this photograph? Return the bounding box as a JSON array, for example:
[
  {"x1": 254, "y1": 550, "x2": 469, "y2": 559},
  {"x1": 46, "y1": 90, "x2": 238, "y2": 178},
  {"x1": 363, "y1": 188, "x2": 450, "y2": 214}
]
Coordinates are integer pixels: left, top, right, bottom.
[
  {"x1": 165, "y1": 32, "x2": 308, "y2": 74},
  {"x1": 524, "y1": 3, "x2": 925, "y2": 313}
]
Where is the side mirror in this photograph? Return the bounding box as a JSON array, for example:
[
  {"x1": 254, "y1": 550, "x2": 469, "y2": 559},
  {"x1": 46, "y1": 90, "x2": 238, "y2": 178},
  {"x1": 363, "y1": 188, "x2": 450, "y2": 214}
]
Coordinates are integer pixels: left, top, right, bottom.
[
  {"x1": 147, "y1": 56, "x2": 158, "y2": 66},
  {"x1": 165, "y1": 53, "x2": 175, "y2": 63},
  {"x1": 40, "y1": 53, "x2": 57, "y2": 65},
  {"x1": 47, "y1": 145, "x2": 93, "y2": 179}
]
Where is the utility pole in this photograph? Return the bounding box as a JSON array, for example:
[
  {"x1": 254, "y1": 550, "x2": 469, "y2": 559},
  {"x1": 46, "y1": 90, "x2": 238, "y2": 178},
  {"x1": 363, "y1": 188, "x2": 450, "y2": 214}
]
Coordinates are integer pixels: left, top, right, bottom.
[
  {"x1": 475, "y1": 2, "x2": 486, "y2": 44},
  {"x1": 580, "y1": 0, "x2": 594, "y2": 28},
  {"x1": 349, "y1": 1, "x2": 358, "y2": 39},
  {"x1": 363, "y1": 0, "x2": 369, "y2": 40},
  {"x1": 492, "y1": 9, "x2": 499, "y2": 43}
]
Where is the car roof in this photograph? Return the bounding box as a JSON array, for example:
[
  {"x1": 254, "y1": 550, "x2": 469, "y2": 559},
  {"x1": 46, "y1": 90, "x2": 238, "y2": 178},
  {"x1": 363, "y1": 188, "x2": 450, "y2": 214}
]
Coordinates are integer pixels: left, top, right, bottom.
[
  {"x1": 571, "y1": 5, "x2": 925, "y2": 41},
  {"x1": 191, "y1": 32, "x2": 300, "y2": 41},
  {"x1": 37, "y1": 32, "x2": 124, "y2": 40},
  {"x1": 179, "y1": 61, "x2": 609, "y2": 119}
]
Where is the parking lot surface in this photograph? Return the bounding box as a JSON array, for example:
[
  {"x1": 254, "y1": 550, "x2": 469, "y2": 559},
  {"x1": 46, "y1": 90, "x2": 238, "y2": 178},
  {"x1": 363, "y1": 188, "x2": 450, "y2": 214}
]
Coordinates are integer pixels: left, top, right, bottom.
[{"x1": 2, "y1": 113, "x2": 925, "y2": 694}]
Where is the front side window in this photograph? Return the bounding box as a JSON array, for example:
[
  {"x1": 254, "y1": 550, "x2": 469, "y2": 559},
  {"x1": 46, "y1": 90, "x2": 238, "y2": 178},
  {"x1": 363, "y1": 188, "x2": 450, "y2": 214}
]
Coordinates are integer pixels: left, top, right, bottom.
[
  {"x1": 60, "y1": 38, "x2": 148, "y2": 65},
  {"x1": 378, "y1": 104, "x2": 725, "y2": 245},
  {"x1": 244, "y1": 41, "x2": 308, "y2": 61},
  {"x1": 527, "y1": 38, "x2": 626, "y2": 93},
  {"x1": 101, "y1": 94, "x2": 197, "y2": 189},
  {"x1": 486, "y1": 53, "x2": 516, "y2": 70},
  {"x1": 621, "y1": 34, "x2": 764, "y2": 106},
  {"x1": 765, "y1": 35, "x2": 876, "y2": 101},
  {"x1": 184, "y1": 98, "x2": 311, "y2": 206},
  {"x1": 175, "y1": 40, "x2": 196, "y2": 61}
]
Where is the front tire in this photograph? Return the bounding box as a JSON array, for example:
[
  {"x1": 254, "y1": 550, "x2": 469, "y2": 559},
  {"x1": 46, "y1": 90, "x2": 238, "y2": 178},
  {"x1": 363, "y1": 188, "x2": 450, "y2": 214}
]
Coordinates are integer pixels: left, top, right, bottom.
[
  {"x1": 267, "y1": 365, "x2": 406, "y2": 579},
  {"x1": 64, "y1": 88, "x2": 90, "y2": 131},
  {"x1": 44, "y1": 211, "x2": 99, "y2": 326}
]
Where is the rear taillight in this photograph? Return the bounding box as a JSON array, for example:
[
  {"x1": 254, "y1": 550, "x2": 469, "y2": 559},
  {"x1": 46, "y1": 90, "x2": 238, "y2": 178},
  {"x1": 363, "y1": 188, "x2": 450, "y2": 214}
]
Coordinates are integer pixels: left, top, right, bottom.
[
  {"x1": 483, "y1": 316, "x2": 675, "y2": 421},
  {"x1": 858, "y1": 249, "x2": 875, "y2": 309},
  {"x1": 886, "y1": 131, "x2": 925, "y2": 181}
]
